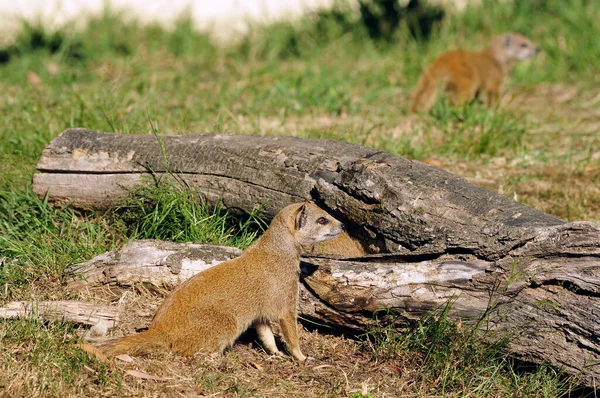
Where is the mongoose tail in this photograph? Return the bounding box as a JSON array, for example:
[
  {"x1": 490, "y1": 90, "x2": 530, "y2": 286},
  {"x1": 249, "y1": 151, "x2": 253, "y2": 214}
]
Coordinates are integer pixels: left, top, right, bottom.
[
  {"x1": 408, "y1": 66, "x2": 448, "y2": 113},
  {"x1": 97, "y1": 329, "x2": 169, "y2": 357}
]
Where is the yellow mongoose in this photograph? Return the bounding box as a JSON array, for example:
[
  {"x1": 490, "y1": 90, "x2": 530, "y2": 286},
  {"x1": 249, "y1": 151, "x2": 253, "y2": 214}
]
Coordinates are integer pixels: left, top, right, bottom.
[
  {"x1": 97, "y1": 202, "x2": 344, "y2": 362},
  {"x1": 408, "y1": 32, "x2": 538, "y2": 113}
]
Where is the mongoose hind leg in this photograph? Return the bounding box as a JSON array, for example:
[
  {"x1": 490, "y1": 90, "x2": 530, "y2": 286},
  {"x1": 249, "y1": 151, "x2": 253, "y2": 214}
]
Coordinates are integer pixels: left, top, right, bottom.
[
  {"x1": 255, "y1": 321, "x2": 282, "y2": 355},
  {"x1": 484, "y1": 80, "x2": 501, "y2": 107},
  {"x1": 279, "y1": 312, "x2": 306, "y2": 363},
  {"x1": 169, "y1": 312, "x2": 239, "y2": 356}
]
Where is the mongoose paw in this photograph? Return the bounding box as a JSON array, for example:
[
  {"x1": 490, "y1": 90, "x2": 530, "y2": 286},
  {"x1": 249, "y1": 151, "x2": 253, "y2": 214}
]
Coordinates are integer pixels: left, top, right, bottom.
[{"x1": 296, "y1": 353, "x2": 308, "y2": 366}]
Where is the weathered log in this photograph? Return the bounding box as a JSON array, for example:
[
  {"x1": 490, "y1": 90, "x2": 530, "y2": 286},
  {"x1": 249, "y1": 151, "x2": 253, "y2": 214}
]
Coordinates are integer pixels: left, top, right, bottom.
[
  {"x1": 32, "y1": 129, "x2": 600, "y2": 385},
  {"x1": 0, "y1": 300, "x2": 119, "y2": 336},
  {"x1": 67, "y1": 240, "x2": 242, "y2": 290},
  {"x1": 68, "y1": 234, "x2": 600, "y2": 385},
  {"x1": 33, "y1": 129, "x2": 563, "y2": 257}
]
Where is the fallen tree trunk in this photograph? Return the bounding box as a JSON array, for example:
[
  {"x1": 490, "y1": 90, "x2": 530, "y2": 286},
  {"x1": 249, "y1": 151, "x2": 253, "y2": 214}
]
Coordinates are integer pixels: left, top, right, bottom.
[
  {"x1": 33, "y1": 129, "x2": 562, "y2": 257},
  {"x1": 33, "y1": 129, "x2": 600, "y2": 385},
  {"x1": 66, "y1": 235, "x2": 600, "y2": 385},
  {"x1": 0, "y1": 300, "x2": 119, "y2": 337},
  {"x1": 67, "y1": 240, "x2": 242, "y2": 290}
]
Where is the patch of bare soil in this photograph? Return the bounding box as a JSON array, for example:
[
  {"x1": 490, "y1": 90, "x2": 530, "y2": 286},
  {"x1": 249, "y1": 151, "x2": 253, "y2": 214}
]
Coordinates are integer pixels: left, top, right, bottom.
[{"x1": 103, "y1": 330, "x2": 407, "y2": 397}]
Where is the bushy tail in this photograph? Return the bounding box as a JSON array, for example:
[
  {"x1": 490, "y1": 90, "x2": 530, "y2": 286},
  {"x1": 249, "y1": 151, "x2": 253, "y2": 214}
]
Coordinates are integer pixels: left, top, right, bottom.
[
  {"x1": 408, "y1": 67, "x2": 447, "y2": 113},
  {"x1": 97, "y1": 329, "x2": 169, "y2": 357}
]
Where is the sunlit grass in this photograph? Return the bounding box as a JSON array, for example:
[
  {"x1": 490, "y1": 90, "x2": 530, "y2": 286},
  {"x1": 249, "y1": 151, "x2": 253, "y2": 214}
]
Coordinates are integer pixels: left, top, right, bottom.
[{"x1": 0, "y1": 0, "x2": 598, "y2": 395}]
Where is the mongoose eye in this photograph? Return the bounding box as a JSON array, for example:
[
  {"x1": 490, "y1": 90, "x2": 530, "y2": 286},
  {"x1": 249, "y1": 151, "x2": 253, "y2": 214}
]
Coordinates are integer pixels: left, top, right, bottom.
[
  {"x1": 316, "y1": 217, "x2": 329, "y2": 225},
  {"x1": 520, "y1": 43, "x2": 528, "y2": 48}
]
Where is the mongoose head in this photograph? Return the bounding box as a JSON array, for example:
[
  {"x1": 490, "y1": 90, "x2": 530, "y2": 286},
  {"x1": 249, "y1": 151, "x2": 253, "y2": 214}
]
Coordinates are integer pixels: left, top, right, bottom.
[
  {"x1": 279, "y1": 202, "x2": 344, "y2": 250},
  {"x1": 490, "y1": 32, "x2": 538, "y2": 66}
]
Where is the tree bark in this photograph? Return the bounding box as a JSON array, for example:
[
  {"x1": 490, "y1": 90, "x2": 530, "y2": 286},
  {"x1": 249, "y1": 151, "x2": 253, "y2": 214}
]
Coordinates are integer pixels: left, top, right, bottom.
[
  {"x1": 0, "y1": 300, "x2": 119, "y2": 337},
  {"x1": 33, "y1": 129, "x2": 600, "y2": 385},
  {"x1": 67, "y1": 240, "x2": 242, "y2": 290},
  {"x1": 66, "y1": 231, "x2": 600, "y2": 385},
  {"x1": 33, "y1": 129, "x2": 563, "y2": 257}
]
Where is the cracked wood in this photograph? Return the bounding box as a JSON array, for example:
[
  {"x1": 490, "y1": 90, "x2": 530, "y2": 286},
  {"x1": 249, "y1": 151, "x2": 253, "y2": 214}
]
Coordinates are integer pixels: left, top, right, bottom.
[{"x1": 34, "y1": 129, "x2": 562, "y2": 258}]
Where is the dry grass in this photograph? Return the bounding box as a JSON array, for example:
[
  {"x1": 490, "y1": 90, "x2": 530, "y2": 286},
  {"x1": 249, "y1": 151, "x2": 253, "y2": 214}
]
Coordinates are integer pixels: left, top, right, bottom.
[
  {"x1": 103, "y1": 288, "x2": 406, "y2": 397},
  {"x1": 183, "y1": 82, "x2": 600, "y2": 222},
  {"x1": 1, "y1": 287, "x2": 411, "y2": 397},
  {"x1": 2, "y1": 2, "x2": 600, "y2": 395},
  {"x1": 2, "y1": 283, "x2": 575, "y2": 397}
]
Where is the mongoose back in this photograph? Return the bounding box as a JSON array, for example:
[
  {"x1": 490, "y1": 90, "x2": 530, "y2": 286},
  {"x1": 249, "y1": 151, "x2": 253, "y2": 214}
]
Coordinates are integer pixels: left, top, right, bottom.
[
  {"x1": 97, "y1": 202, "x2": 344, "y2": 363},
  {"x1": 408, "y1": 32, "x2": 538, "y2": 113}
]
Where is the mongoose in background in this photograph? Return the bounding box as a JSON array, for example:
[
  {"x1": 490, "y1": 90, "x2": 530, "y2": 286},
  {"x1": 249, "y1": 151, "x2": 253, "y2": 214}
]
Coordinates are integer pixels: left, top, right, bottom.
[
  {"x1": 408, "y1": 32, "x2": 538, "y2": 113},
  {"x1": 97, "y1": 202, "x2": 344, "y2": 363}
]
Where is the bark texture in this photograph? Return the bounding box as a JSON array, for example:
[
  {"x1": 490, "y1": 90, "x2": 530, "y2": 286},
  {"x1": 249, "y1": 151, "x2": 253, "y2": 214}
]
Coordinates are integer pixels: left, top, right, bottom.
[
  {"x1": 67, "y1": 240, "x2": 242, "y2": 290},
  {"x1": 32, "y1": 129, "x2": 600, "y2": 385},
  {"x1": 33, "y1": 129, "x2": 563, "y2": 256},
  {"x1": 67, "y1": 229, "x2": 600, "y2": 386},
  {"x1": 0, "y1": 300, "x2": 119, "y2": 336}
]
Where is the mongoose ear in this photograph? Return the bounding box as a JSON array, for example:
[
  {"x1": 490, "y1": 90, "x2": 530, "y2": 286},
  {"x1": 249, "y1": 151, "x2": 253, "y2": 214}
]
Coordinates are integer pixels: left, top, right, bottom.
[
  {"x1": 504, "y1": 33, "x2": 512, "y2": 48},
  {"x1": 295, "y1": 203, "x2": 308, "y2": 230}
]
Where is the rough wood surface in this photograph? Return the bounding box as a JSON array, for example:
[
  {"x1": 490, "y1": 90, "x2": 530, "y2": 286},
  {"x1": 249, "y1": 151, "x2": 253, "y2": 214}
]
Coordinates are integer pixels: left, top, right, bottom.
[
  {"x1": 0, "y1": 300, "x2": 119, "y2": 336},
  {"x1": 68, "y1": 240, "x2": 242, "y2": 290},
  {"x1": 68, "y1": 234, "x2": 600, "y2": 385},
  {"x1": 33, "y1": 129, "x2": 563, "y2": 257}
]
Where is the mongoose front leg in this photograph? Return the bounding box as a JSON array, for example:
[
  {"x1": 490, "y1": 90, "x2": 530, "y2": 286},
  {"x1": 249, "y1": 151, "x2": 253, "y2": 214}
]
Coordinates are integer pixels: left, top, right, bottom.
[
  {"x1": 279, "y1": 312, "x2": 306, "y2": 363},
  {"x1": 486, "y1": 88, "x2": 500, "y2": 107},
  {"x1": 484, "y1": 74, "x2": 503, "y2": 108},
  {"x1": 255, "y1": 322, "x2": 281, "y2": 356}
]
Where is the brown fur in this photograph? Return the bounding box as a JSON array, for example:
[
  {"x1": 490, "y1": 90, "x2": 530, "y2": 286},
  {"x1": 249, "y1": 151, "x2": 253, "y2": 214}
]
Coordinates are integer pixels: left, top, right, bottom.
[
  {"x1": 306, "y1": 231, "x2": 366, "y2": 257},
  {"x1": 74, "y1": 343, "x2": 114, "y2": 369},
  {"x1": 97, "y1": 202, "x2": 343, "y2": 362},
  {"x1": 409, "y1": 32, "x2": 538, "y2": 113}
]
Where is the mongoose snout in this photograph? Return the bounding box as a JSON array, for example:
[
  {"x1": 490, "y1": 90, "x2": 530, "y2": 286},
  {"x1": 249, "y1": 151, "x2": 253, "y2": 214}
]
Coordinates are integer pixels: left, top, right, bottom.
[{"x1": 95, "y1": 201, "x2": 343, "y2": 363}]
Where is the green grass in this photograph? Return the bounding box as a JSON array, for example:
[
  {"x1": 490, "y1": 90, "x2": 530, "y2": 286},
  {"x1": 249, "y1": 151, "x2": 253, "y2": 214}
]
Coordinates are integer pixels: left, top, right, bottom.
[
  {"x1": 0, "y1": 318, "x2": 119, "y2": 396},
  {"x1": 0, "y1": 187, "x2": 119, "y2": 298},
  {"x1": 115, "y1": 179, "x2": 266, "y2": 248},
  {"x1": 363, "y1": 305, "x2": 575, "y2": 397},
  {"x1": 385, "y1": 100, "x2": 531, "y2": 159},
  {"x1": 0, "y1": 181, "x2": 266, "y2": 300},
  {"x1": 1, "y1": 0, "x2": 598, "y2": 187},
  {"x1": 0, "y1": 0, "x2": 599, "y2": 395}
]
